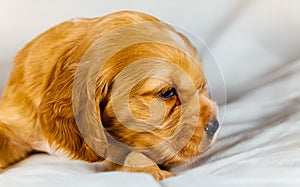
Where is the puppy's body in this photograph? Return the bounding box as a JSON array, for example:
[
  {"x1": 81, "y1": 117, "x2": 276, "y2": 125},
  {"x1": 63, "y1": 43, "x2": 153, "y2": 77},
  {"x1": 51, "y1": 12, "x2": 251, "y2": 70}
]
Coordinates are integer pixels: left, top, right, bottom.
[{"x1": 0, "y1": 11, "x2": 218, "y2": 180}]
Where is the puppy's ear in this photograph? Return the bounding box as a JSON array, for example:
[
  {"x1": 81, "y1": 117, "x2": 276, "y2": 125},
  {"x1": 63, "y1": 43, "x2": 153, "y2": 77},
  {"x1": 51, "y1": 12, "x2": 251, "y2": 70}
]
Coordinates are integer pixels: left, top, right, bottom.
[{"x1": 38, "y1": 64, "x2": 108, "y2": 162}]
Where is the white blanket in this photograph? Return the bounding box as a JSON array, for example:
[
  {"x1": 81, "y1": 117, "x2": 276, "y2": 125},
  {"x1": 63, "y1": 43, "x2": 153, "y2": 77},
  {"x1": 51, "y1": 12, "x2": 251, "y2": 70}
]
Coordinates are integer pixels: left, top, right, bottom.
[{"x1": 1, "y1": 0, "x2": 300, "y2": 186}]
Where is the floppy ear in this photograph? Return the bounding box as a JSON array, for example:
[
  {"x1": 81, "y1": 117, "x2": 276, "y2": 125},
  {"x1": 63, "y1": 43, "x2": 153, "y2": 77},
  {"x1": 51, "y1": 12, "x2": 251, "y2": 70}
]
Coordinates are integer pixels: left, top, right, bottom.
[{"x1": 38, "y1": 64, "x2": 108, "y2": 162}]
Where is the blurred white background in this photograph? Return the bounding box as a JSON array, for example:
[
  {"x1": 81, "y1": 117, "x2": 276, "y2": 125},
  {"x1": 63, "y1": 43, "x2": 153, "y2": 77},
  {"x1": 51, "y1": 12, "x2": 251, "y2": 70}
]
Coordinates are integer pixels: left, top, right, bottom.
[{"x1": 1, "y1": 0, "x2": 300, "y2": 100}]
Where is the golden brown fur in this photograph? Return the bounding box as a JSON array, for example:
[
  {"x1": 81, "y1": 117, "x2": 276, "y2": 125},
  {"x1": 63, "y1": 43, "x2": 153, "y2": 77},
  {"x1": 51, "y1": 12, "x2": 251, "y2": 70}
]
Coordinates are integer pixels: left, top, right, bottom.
[{"x1": 0, "y1": 11, "x2": 218, "y2": 180}]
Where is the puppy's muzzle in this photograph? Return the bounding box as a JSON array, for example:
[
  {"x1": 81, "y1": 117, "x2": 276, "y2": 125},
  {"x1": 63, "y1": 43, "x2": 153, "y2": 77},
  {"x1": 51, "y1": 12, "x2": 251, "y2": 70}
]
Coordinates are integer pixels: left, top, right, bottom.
[{"x1": 205, "y1": 119, "x2": 219, "y2": 138}]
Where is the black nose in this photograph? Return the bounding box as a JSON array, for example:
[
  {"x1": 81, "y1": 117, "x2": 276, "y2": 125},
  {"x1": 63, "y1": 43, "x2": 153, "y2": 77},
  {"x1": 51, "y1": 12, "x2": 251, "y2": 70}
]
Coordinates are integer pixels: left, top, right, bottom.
[{"x1": 205, "y1": 119, "x2": 219, "y2": 137}]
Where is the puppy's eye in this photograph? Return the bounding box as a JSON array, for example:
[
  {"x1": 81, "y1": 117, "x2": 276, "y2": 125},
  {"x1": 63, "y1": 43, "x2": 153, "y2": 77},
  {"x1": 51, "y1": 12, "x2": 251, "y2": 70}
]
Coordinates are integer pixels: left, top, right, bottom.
[{"x1": 158, "y1": 87, "x2": 176, "y2": 99}]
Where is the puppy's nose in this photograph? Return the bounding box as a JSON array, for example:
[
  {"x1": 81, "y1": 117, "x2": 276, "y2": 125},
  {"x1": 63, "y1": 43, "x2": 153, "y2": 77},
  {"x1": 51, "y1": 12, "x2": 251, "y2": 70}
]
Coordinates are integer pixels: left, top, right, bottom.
[{"x1": 205, "y1": 119, "x2": 219, "y2": 137}]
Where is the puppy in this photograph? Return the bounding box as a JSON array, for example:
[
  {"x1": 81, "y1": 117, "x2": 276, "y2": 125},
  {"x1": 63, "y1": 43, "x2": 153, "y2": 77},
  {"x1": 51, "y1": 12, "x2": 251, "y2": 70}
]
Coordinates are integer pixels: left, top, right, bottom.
[{"x1": 0, "y1": 11, "x2": 219, "y2": 180}]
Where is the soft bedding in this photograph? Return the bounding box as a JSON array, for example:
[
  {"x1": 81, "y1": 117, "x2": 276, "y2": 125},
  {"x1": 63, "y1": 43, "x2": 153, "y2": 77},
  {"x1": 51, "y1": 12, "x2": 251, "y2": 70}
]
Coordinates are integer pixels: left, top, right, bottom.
[{"x1": 0, "y1": 0, "x2": 300, "y2": 186}]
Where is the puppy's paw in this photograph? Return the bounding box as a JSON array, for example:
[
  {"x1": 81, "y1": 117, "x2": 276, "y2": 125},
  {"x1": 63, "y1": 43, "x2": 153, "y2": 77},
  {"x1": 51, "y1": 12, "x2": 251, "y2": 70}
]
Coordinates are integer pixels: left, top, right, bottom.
[
  {"x1": 150, "y1": 169, "x2": 176, "y2": 180},
  {"x1": 116, "y1": 163, "x2": 175, "y2": 180},
  {"x1": 121, "y1": 151, "x2": 176, "y2": 180}
]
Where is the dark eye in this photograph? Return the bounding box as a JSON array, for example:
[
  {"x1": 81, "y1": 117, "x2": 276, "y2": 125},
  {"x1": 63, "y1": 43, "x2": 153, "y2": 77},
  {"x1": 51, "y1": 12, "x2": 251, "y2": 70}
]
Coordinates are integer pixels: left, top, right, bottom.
[{"x1": 158, "y1": 87, "x2": 176, "y2": 99}]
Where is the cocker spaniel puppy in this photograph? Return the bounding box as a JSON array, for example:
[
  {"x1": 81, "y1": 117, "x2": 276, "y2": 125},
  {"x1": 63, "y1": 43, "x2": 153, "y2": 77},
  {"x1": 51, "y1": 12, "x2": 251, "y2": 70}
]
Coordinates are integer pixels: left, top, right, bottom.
[{"x1": 0, "y1": 11, "x2": 219, "y2": 180}]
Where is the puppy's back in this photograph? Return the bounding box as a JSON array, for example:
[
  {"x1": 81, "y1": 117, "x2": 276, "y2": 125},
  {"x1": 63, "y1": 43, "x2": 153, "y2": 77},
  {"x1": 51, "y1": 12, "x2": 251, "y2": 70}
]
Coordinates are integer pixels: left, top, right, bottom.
[{"x1": 1, "y1": 11, "x2": 159, "y2": 105}]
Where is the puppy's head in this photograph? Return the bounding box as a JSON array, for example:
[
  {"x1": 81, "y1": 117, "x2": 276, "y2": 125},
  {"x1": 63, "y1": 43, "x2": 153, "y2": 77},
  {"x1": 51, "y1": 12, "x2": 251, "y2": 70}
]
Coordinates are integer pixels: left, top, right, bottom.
[
  {"x1": 99, "y1": 43, "x2": 219, "y2": 168},
  {"x1": 39, "y1": 11, "x2": 219, "y2": 168}
]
